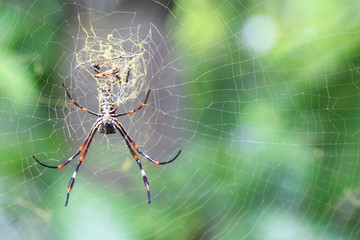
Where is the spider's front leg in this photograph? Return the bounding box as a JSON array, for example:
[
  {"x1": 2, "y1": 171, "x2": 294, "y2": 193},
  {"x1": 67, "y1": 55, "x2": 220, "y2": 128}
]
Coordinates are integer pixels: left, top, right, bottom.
[
  {"x1": 113, "y1": 121, "x2": 151, "y2": 203},
  {"x1": 33, "y1": 120, "x2": 100, "y2": 206},
  {"x1": 33, "y1": 120, "x2": 100, "y2": 169},
  {"x1": 64, "y1": 122, "x2": 99, "y2": 206},
  {"x1": 114, "y1": 119, "x2": 181, "y2": 166}
]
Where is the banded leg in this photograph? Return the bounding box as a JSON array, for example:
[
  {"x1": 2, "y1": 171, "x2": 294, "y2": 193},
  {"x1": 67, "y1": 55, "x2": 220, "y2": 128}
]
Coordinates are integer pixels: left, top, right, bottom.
[
  {"x1": 114, "y1": 121, "x2": 151, "y2": 203},
  {"x1": 114, "y1": 119, "x2": 181, "y2": 165},
  {"x1": 65, "y1": 123, "x2": 99, "y2": 206},
  {"x1": 33, "y1": 120, "x2": 101, "y2": 169},
  {"x1": 62, "y1": 83, "x2": 100, "y2": 117},
  {"x1": 112, "y1": 89, "x2": 151, "y2": 117}
]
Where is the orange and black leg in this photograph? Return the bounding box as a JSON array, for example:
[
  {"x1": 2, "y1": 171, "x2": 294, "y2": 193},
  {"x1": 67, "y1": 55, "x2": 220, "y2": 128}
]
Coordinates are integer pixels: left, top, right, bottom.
[
  {"x1": 114, "y1": 119, "x2": 181, "y2": 165},
  {"x1": 62, "y1": 83, "x2": 101, "y2": 117},
  {"x1": 33, "y1": 120, "x2": 99, "y2": 206},
  {"x1": 64, "y1": 122, "x2": 99, "y2": 206},
  {"x1": 114, "y1": 121, "x2": 151, "y2": 203},
  {"x1": 33, "y1": 120, "x2": 100, "y2": 169},
  {"x1": 112, "y1": 89, "x2": 151, "y2": 117}
]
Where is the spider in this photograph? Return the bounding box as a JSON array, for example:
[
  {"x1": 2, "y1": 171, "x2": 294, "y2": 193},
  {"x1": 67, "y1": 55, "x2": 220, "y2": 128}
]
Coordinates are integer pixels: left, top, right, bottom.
[{"x1": 33, "y1": 63, "x2": 181, "y2": 206}]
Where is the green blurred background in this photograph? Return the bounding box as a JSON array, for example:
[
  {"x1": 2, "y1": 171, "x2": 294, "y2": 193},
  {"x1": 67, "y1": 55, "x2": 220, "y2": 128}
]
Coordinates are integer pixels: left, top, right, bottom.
[{"x1": 1, "y1": 0, "x2": 360, "y2": 239}]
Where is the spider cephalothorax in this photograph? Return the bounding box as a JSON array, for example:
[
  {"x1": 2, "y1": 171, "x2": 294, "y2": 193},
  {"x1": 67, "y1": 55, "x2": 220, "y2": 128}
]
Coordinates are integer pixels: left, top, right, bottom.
[{"x1": 98, "y1": 116, "x2": 116, "y2": 134}]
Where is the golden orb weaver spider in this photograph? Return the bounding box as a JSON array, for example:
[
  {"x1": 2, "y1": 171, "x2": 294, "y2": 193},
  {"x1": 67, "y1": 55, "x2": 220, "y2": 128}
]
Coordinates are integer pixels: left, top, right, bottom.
[{"x1": 33, "y1": 61, "x2": 181, "y2": 206}]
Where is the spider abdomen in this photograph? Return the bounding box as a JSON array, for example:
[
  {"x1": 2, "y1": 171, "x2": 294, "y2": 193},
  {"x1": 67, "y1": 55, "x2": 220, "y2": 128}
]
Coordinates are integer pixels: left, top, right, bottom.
[{"x1": 99, "y1": 88, "x2": 116, "y2": 114}]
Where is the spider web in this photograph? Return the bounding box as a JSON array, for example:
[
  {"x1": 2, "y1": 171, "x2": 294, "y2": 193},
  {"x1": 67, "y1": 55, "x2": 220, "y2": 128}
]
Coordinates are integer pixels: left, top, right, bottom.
[{"x1": 1, "y1": 0, "x2": 360, "y2": 239}]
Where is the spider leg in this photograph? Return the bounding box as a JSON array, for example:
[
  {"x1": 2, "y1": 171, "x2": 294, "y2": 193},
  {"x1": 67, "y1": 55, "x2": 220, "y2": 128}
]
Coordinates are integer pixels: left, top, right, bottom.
[
  {"x1": 65, "y1": 122, "x2": 99, "y2": 206},
  {"x1": 114, "y1": 121, "x2": 151, "y2": 204},
  {"x1": 112, "y1": 89, "x2": 151, "y2": 117},
  {"x1": 62, "y1": 83, "x2": 101, "y2": 117},
  {"x1": 33, "y1": 120, "x2": 101, "y2": 169},
  {"x1": 114, "y1": 119, "x2": 181, "y2": 165}
]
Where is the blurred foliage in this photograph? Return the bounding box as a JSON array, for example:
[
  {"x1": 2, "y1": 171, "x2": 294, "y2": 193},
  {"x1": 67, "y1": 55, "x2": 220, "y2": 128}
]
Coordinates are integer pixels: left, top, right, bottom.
[
  {"x1": 170, "y1": 0, "x2": 360, "y2": 239},
  {"x1": 1, "y1": 0, "x2": 360, "y2": 239}
]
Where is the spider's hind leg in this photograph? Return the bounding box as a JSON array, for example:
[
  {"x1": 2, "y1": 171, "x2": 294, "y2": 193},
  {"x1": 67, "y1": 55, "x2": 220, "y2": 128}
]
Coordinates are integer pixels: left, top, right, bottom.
[{"x1": 62, "y1": 83, "x2": 100, "y2": 117}]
